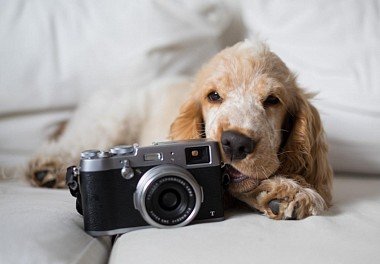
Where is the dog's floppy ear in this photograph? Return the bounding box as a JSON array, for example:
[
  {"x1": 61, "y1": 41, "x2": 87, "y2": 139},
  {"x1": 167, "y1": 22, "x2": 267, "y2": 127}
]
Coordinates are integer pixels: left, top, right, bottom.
[
  {"x1": 278, "y1": 91, "x2": 333, "y2": 205},
  {"x1": 169, "y1": 95, "x2": 204, "y2": 140}
]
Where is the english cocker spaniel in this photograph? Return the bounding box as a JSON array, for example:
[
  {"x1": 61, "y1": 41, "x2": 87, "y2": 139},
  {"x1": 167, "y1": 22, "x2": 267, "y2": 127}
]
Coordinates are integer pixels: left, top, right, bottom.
[{"x1": 27, "y1": 40, "x2": 333, "y2": 220}]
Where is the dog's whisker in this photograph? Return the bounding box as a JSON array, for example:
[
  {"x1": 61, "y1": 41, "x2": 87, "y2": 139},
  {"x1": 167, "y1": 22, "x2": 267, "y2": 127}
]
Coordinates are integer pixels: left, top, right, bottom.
[
  {"x1": 277, "y1": 150, "x2": 295, "y2": 156},
  {"x1": 260, "y1": 165, "x2": 270, "y2": 179},
  {"x1": 254, "y1": 166, "x2": 258, "y2": 180},
  {"x1": 206, "y1": 104, "x2": 223, "y2": 134},
  {"x1": 195, "y1": 122, "x2": 206, "y2": 138},
  {"x1": 274, "y1": 129, "x2": 289, "y2": 133}
]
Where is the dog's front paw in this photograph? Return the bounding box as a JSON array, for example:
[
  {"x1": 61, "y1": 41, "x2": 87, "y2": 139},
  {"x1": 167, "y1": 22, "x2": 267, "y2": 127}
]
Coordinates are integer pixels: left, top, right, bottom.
[
  {"x1": 255, "y1": 178, "x2": 327, "y2": 220},
  {"x1": 27, "y1": 156, "x2": 67, "y2": 188}
]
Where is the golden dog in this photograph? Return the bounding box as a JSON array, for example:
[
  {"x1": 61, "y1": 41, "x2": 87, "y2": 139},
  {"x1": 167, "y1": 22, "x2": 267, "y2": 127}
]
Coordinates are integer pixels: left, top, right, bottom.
[{"x1": 28, "y1": 40, "x2": 333, "y2": 220}]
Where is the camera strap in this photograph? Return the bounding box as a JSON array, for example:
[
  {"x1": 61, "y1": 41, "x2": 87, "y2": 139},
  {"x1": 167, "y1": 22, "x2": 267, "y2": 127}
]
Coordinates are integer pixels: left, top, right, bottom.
[{"x1": 66, "y1": 166, "x2": 83, "y2": 215}]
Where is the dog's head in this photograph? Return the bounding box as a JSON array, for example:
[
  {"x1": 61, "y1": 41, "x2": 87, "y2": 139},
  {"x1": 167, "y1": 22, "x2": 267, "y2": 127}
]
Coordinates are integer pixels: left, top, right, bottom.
[{"x1": 169, "y1": 40, "x2": 332, "y2": 204}]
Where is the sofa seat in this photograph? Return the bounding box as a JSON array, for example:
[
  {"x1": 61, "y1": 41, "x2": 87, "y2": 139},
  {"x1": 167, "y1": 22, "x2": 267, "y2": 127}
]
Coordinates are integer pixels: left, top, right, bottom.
[
  {"x1": 1, "y1": 174, "x2": 379, "y2": 264},
  {"x1": 0, "y1": 176, "x2": 111, "y2": 264},
  {"x1": 109, "y1": 174, "x2": 380, "y2": 264}
]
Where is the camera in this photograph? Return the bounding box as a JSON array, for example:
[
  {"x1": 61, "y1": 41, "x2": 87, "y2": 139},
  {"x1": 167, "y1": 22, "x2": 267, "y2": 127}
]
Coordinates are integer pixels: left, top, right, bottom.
[{"x1": 66, "y1": 139, "x2": 225, "y2": 236}]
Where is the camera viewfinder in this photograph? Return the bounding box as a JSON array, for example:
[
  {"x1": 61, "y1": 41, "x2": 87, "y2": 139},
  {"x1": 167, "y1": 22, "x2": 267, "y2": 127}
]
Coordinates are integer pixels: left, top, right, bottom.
[{"x1": 185, "y1": 146, "x2": 210, "y2": 165}]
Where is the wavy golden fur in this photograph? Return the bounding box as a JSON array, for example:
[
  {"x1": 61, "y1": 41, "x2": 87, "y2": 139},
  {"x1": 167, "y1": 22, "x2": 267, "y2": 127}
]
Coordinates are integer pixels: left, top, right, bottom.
[{"x1": 170, "y1": 40, "x2": 333, "y2": 219}]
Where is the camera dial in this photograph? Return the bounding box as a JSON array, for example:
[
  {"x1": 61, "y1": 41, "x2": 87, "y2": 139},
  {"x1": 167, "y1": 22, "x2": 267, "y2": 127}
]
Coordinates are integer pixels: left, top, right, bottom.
[
  {"x1": 81, "y1": 150, "x2": 100, "y2": 159},
  {"x1": 110, "y1": 145, "x2": 135, "y2": 155},
  {"x1": 121, "y1": 160, "x2": 134, "y2": 180}
]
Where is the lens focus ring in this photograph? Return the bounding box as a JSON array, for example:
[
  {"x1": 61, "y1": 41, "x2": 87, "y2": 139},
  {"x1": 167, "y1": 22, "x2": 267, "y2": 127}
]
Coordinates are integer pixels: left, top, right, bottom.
[{"x1": 134, "y1": 164, "x2": 202, "y2": 228}]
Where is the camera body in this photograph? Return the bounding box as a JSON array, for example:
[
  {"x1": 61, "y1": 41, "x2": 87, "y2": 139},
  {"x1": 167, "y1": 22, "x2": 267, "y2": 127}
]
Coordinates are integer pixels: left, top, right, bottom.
[{"x1": 68, "y1": 139, "x2": 225, "y2": 236}]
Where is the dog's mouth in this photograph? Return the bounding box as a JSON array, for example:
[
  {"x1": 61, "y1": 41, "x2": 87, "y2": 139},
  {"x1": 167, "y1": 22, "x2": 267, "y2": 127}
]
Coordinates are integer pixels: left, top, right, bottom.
[
  {"x1": 224, "y1": 165, "x2": 249, "y2": 184},
  {"x1": 224, "y1": 164, "x2": 262, "y2": 195}
]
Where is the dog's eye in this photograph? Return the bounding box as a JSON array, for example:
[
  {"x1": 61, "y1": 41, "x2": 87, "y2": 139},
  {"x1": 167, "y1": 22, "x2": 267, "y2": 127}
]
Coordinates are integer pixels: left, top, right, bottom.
[
  {"x1": 263, "y1": 95, "x2": 280, "y2": 108},
  {"x1": 207, "y1": 91, "x2": 222, "y2": 103}
]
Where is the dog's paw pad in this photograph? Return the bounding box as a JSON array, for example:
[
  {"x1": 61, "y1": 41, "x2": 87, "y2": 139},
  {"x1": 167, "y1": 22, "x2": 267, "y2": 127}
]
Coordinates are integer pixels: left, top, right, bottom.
[
  {"x1": 42, "y1": 179, "x2": 57, "y2": 188},
  {"x1": 268, "y1": 199, "x2": 297, "y2": 220},
  {"x1": 27, "y1": 157, "x2": 66, "y2": 188},
  {"x1": 35, "y1": 170, "x2": 49, "y2": 182},
  {"x1": 268, "y1": 199, "x2": 280, "y2": 215},
  {"x1": 34, "y1": 170, "x2": 57, "y2": 188}
]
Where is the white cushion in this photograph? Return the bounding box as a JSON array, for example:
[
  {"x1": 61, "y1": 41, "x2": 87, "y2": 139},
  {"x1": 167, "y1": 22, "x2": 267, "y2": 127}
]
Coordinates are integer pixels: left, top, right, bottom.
[
  {"x1": 109, "y1": 174, "x2": 380, "y2": 264},
  {"x1": 240, "y1": 0, "x2": 380, "y2": 174},
  {"x1": 0, "y1": 110, "x2": 72, "y2": 167},
  {"x1": 0, "y1": 178, "x2": 111, "y2": 263},
  {"x1": 0, "y1": 0, "x2": 231, "y2": 113},
  {"x1": 0, "y1": 0, "x2": 233, "y2": 166}
]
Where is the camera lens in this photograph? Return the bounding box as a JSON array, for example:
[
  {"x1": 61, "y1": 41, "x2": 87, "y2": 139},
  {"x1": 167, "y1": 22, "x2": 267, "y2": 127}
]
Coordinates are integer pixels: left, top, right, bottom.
[
  {"x1": 159, "y1": 189, "x2": 180, "y2": 210},
  {"x1": 145, "y1": 177, "x2": 196, "y2": 225},
  {"x1": 134, "y1": 165, "x2": 203, "y2": 228}
]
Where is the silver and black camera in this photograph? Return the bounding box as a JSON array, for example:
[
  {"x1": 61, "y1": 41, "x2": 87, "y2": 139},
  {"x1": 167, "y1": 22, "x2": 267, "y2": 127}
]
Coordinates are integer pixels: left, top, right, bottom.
[{"x1": 66, "y1": 139, "x2": 225, "y2": 236}]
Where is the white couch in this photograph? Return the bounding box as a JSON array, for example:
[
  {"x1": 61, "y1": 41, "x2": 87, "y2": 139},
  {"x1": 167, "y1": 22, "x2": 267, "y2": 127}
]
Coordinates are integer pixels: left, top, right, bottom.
[{"x1": 1, "y1": 0, "x2": 379, "y2": 263}]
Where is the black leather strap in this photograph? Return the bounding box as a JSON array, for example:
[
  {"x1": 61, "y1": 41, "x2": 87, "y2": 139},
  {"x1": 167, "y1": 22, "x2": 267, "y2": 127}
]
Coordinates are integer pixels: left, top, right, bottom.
[{"x1": 66, "y1": 166, "x2": 83, "y2": 215}]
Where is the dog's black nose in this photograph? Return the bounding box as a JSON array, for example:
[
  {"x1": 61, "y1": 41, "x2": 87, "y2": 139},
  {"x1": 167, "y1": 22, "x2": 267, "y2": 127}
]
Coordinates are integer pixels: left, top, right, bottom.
[{"x1": 221, "y1": 130, "x2": 257, "y2": 160}]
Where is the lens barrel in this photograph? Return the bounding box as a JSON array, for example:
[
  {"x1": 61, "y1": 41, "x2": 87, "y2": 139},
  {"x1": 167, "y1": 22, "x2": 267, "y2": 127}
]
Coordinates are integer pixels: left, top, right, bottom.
[{"x1": 134, "y1": 165, "x2": 203, "y2": 228}]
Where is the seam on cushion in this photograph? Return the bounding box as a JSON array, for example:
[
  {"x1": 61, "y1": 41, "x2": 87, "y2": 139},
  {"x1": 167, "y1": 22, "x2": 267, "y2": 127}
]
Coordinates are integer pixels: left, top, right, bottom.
[
  {"x1": 0, "y1": 106, "x2": 75, "y2": 120},
  {"x1": 69, "y1": 237, "x2": 111, "y2": 264}
]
